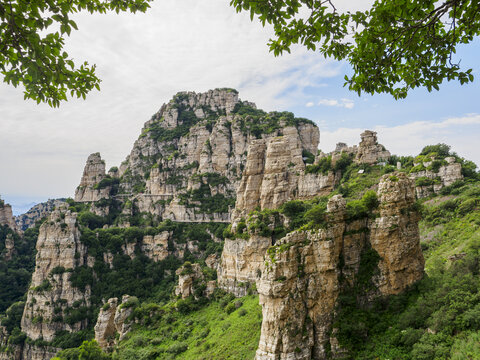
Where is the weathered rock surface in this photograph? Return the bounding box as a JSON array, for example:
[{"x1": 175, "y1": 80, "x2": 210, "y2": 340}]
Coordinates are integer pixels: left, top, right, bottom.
[
  {"x1": 94, "y1": 295, "x2": 134, "y2": 349},
  {"x1": 0, "y1": 197, "x2": 18, "y2": 232},
  {"x1": 410, "y1": 156, "x2": 463, "y2": 198},
  {"x1": 371, "y1": 173, "x2": 425, "y2": 295},
  {"x1": 141, "y1": 231, "x2": 170, "y2": 261},
  {"x1": 218, "y1": 235, "x2": 271, "y2": 297},
  {"x1": 21, "y1": 209, "x2": 90, "y2": 342},
  {"x1": 74, "y1": 153, "x2": 109, "y2": 202},
  {"x1": 15, "y1": 199, "x2": 66, "y2": 231},
  {"x1": 94, "y1": 297, "x2": 118, "y2": 349},
  {"x1": 253, "y1": 174, "x2": 424, "y2": 359},
  {"x1": 234, "y1": 126, "x2": 332, "y2": 219},
  {"x1": 355, "y1": 130, "x2": 391, "y2": 164},
  {"x1": 175, "y1": 263, "x2": 204, "y2": 299}
]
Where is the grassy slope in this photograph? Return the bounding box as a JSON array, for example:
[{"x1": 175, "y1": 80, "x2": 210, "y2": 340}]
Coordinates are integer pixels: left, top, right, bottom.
[{"x1": 114, "y1": 294, "x2": 262, "y2": 360}]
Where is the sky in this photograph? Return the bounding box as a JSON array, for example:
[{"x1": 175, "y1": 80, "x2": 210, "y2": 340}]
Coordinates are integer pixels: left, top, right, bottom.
[{"x1": 1, "y1": 0, "x2": 479, "y2": 215}]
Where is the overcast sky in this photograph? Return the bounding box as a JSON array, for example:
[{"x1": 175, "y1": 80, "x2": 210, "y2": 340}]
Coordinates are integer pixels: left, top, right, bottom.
[{"x1": 1, "y1": 0, "x2": 479, "y2": 215}]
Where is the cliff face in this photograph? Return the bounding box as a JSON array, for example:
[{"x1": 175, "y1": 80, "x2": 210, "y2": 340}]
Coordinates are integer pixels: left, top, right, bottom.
[
  {"x1": 21, "y1": 209, "x2": 90, "y2": 342},
  {"x1": 253, "y1": 173, "x2": 424, "y2": 360},
  {"x1": 410, "y1": 156, "x2": 463, "y2": 198},
  {"x1": 0, "y1": 198, "x2": 18, "y2": 232},
  {"x1": 218, "y1": 128, "x2": 396, "y2": 298},
  {"x1": 15, "y1": 199, "x2": 66, "y2": 231},
  {"x1": 74, "y1": 153, "x2": 109, "y2": 202}
]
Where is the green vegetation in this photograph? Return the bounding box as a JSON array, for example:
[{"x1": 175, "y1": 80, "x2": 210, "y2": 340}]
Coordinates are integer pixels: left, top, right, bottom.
[
  {"x1": 0, "y1": 222, "x2": 39, "y2": 313},
  {"x1": 114, "y1": 293, "x2": 262, "y2": 360},
  {"x1": 332, "y1": 179, "x2": 480, "y2": 360},
  {"x1": 232, "y1": 102, "x2": 315, "y2": 138}
]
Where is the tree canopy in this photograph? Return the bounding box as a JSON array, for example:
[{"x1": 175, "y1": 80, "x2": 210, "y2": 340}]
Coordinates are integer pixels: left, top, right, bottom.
[
  {"x1": 0, "y1": 0, "x2": 152, "y2": 107},
  {"x1": 230, "y1": 0, "x2": 480, "y2": 99}
]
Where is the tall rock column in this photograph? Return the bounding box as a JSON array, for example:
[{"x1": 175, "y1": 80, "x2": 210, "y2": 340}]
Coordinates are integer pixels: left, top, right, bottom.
[
  {"x1": 0, "y1": 197, "x2": 18, "y2": 232},
  {"x1": 370, "y1": 172, "x2": 425, "y2": 295},
  {"x1": 255, "y1": 196, "x2": 347, "y2": 360},
  {"x1": 74, "y1": 153, "x2": 109, "y2": 202},
  {"x1": 21, "y1": 210, "x2": 90, "y2": 341}
]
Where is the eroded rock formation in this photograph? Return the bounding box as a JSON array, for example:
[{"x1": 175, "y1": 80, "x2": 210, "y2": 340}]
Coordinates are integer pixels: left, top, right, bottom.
[
  {"x1": 94, "y1": 295, "x2": 134, "y2": 349},
  {"x1": 0, "y1": 197, "x2": 18, "y2": 232},
  {"x1": 254, "y1": 173, "x2": 424, "y2": 360},
  {"x1": 355, "y1": 130, "x2": 391, "y2": 164},
  {"x1": 74, "y1": 153, "x2": 109, "y2": 202},
  {"x1": 410, "y1": 156, "x2": 463, "y2": 198},
  {"x1": 21, "y1": 209, "x2": 90, "y2": 342}
]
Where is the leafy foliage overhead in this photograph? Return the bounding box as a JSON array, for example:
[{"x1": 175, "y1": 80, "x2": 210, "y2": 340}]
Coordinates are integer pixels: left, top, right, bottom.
[
  {"x1": 230, "y1": 0, "x2": 480, "y2": 98},
  {"x1": 0, "y1": 0, "x2": 151, "y2": 107}
]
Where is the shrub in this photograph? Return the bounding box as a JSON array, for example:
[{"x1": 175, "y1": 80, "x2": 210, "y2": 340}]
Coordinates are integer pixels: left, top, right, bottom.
[{"x1": 166, "y1": 342, "x2": 188, "y2": 354}]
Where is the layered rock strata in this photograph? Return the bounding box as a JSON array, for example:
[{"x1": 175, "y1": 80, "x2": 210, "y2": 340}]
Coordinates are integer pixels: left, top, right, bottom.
[
  {"x1": 254, "y1": 173, "x2": 424, "y2": 360},
  {"x1": 233, "y1": 126, "x2": 333, "y2": 219},
  {"x1": 354, "y1": 130, "x2": 391, "y2": 164},
  {"x1": 410, "y1": 156, "x2": 463, "y2": 198},
  {"x1": 74, "y1": 153, "x2": 109, "y2": 202},
  {"x1": 21, "y1": 209, "x2": 90, "y2": 342}
]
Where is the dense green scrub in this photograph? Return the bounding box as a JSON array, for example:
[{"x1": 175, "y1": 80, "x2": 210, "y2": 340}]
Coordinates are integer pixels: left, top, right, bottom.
[
  {"x1": 0, "y1": 222, "x2": 40, "y2": 341},
  {"x1": 56, "y1": 293, "x2": 262, "y2": 360}
]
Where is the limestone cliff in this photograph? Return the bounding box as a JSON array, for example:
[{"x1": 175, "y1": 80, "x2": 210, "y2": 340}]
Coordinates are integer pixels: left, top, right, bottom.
[
  {"x1": 410, "y1": 156, "x2": 463, "y2": 198},
  {"x1": 254, "y1": 173, "x2": 424, "y2": 360},
  {"x1": 21, "y1": 209, "x2": 90, "y2": 342},
  {"x1": 233, "y1": 126, "x2": 332, "y2": 219},
  {"x1": 74, "y1": 153, "x2": 110, "y2": 202},
  {"x1": 94, "y1": 295, "x2": 134, "y2": 349},
  {"x1": 0, "y1": 197, "x2": 18, "y2": 232},
  {"x1": 218, "y1": 166, "x2": 424, "y2": 359}
]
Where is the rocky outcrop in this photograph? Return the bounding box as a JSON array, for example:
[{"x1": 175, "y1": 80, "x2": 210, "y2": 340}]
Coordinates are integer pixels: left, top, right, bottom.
[
  {"x1": 234, "y1": 126, "x2": 332, "y2": 219},
  {"x1": 410, "y1": 156, "x2": 463, "y2": 198},
  {"x1": 217, "y1": 170, "x2": 424, "y2": 359},
  {"x1": 175, "y1": 263, "x2": 204, "y2": 299},
  {"x1": 355, "y1": 130, "x2": 391, "y2": 164},
  {"x1": 141, "y1": 232, "x2": 170, "y2": 261},
  {"x1": 15, "y1": 199, "x2": 66, "y2": 231},
  {"x1": 253, "y1": 174, "x2": 424, "y2": 360},
  {"x1": 94, "y1": 298, "x2": 118, "y2": 349},
  {"x1": 74, "y1": 153, "x2": 109, "y2": 202},
  {"x1": 218, "y1": 235, "x2": 271, "y2": 297},
  {"x1": 113, "y1": 89, "x2": 322, "y2": 224},
  {"x1": 94, "y1": 295, "x2": 134, "y2": 349},
  {"x1": 0, "y1": 197, "x2": 18, "y2": 232},
  {"x1": 370, "y1": 173, "x2": 425, "y2": 295},
  {"x1": 21, "y1": 209, "x2": 90, "y2": 342}
]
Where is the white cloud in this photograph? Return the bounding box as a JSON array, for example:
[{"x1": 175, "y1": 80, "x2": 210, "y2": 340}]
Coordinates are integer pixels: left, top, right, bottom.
[
  {"x1": 318, "y1": 98, "x2": 355, "y2": 109},
  {"x1": 306, "y1": 102, "x2": 315, "y2": 107},
  {"x1": 319, "y1": 114, "x2": 480, "y2": 166}
]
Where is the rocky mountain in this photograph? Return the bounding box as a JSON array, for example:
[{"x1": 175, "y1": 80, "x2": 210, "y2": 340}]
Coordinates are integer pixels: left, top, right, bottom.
[
  {"x1": 15, "y1": 199, "x2": 66, "y2": 231},
  {"x1": 1, "y1": 89, "x2": 477, "y2": 360}
]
